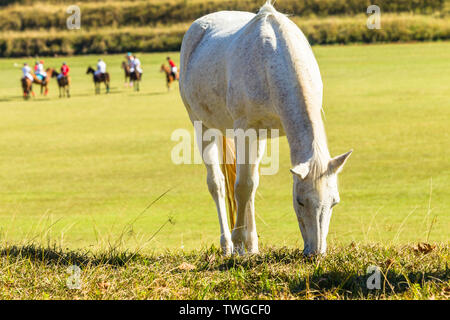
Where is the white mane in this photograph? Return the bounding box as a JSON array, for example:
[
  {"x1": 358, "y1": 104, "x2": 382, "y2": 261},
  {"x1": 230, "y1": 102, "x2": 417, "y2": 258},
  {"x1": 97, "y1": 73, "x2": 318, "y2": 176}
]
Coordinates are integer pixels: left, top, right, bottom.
[{"x1": 257, "y1": 1, "x2": 330, "y2": 179}]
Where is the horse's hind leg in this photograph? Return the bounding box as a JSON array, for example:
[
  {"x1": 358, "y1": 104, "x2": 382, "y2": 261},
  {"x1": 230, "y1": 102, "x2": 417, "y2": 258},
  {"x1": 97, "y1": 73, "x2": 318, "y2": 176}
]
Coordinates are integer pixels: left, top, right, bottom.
[
  {"x1": 195, "y1": 122, "x2": 233, "y2": 255},
  {"x1": 232, "y1": 127, "x2": 266, "y2": 255}
]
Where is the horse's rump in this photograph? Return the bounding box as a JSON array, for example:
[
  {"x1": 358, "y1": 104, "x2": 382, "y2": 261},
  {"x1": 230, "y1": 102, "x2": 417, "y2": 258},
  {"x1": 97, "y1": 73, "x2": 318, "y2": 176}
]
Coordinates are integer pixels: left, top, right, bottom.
[{"x1": 130, "y1": 71, "x2": 142, "y2": 81}]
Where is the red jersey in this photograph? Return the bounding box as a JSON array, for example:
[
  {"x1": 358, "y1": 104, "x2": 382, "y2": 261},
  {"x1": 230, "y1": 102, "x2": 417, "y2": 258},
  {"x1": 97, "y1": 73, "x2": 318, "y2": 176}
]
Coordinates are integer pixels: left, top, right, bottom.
[
  {"x1": 61, "y1": 65, "x2": 70, "y2": 76},
  {"x1": 168, "y1": 60, "x2": 176, "y2": 68}
]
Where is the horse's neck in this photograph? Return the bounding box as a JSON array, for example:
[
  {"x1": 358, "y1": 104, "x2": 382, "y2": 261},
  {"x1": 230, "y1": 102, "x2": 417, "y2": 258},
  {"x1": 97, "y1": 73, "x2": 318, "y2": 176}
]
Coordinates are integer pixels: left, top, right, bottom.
[
  {"x1": 278, "y1": 96, "x2": 329, "y2": 166},
  {"x1": 269, "y1": 20, "x2": 330, "y2": 165}
]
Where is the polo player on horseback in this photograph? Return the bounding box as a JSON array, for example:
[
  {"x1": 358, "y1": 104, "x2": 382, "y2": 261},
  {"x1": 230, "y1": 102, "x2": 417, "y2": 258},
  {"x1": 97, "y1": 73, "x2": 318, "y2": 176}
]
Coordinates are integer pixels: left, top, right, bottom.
[
  {"x1": 95, "y1": 59, "x2": 107, "y2": 80},
  {"x1": 22, "y1": 63, "x2": 34, "y2": 82},
  {"x1": 58, "y1": 62, "x2": 70, "y2": 81},
  {"x1": 21, "y1": 63, "x2": 35, "y2": 99},
  {"x1": 130, "y1": 55, "x2": 143, "y2": 80},
  {"x1": 34, "y1": 60, "x2": 47, "y2": 84},
  {"x1": 167, "y1": 57, "x2": 178, "y2": 80}
]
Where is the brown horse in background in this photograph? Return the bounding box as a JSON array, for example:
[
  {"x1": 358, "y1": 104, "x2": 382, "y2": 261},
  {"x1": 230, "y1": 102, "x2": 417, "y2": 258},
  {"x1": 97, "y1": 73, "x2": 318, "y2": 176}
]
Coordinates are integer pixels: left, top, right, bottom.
[
  {"x1": 33, "y1": 68, "x2": 55, "y2": 96},
  {"x1": 21, "y1": 77, "x2": 35, "y2": 100},
  {"x1": 160, "y1": 64, "x2": 178, "y2": 90},
  {"x1": 51, "y1": 70, "x2": 71, "y2": 98},
  {"x1": 86, "y1": 66, "x2": 110, "y2": 94}
]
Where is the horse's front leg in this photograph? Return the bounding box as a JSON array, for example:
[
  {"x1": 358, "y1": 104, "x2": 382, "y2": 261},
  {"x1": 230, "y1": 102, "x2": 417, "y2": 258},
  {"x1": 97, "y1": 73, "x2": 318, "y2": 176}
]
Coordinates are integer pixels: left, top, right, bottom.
[
  {"x1": 196, "y1": 123, "x2": 233, "y2": 255},
  {"x1": 232, "y1": 128, "x2": 266, "y2": 255}
]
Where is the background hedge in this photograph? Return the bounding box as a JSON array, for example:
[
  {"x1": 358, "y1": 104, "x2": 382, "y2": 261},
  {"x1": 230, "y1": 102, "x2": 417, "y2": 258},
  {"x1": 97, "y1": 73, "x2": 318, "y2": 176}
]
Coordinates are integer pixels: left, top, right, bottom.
[
  {"x1": 0, "y1": 0, "x2": 448, "y2": 56},
  {"x1": 0, "y1": 0, "x2": 445, "y2": 31},
  {"x1": 1, "y1": 14, "x2": 449, "y2": 57}
]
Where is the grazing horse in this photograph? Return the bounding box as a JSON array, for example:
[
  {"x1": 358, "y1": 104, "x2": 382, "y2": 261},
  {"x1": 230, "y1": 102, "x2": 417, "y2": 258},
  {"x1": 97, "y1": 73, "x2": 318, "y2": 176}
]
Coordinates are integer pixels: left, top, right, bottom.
[
  {"x1": 121, "y1": 61, "x2": 131, "y2": 87},
  {"x1": 51, "y1": 71, "x2": 71, "y2": 98},
  {"x1": 21, "y1": 77, "x2": 34, "y2": 100},
  {"x1": 179, "y1": 1, "x2": 352, "y2": 256},
  {"x1": 160, "y1": 64, "x2": 178, "y2": 90},
  {"x1": 86, "y1": 66, "x2": 110, "y2": 94}
]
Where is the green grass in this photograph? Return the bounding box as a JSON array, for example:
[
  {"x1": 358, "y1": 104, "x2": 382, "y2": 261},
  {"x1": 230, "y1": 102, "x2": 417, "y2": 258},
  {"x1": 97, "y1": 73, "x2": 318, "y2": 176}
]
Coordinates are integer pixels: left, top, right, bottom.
[
  {"x1": 0, "y1": 42, "x2": 449, "y2": 255},
  {"x1": 0, "y1": 243, "x2": 448, "y2": 299}
]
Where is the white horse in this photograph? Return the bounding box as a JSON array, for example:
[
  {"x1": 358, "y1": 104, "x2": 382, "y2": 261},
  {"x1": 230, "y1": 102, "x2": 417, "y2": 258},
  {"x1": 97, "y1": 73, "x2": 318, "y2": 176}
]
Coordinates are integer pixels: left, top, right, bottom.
[{"x1": 179, "y1": 1, "x2": 352, "y2": 256}]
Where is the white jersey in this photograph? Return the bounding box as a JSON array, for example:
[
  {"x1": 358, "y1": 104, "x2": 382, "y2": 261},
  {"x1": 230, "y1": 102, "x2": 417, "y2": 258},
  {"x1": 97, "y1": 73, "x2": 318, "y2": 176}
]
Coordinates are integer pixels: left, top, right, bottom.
[
  {"x1": 22, "y1": 65, "x2": 34, "y2": 80},
  {"x1": 97, "y1": 60, "x2": 106, "y2": 73},
  {"x1": 132, "y1": 58, "x2": 143, "y2": 73},
  {"x1": 35, "y1": 63, "x2": 47, "y2": 77},
  {"x1": 22, "y1": 65, "x2": 31, "y2": 77}
]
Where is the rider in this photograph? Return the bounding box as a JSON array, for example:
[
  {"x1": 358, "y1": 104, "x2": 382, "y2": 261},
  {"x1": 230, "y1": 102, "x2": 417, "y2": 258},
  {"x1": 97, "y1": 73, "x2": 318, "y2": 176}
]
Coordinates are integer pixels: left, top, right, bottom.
[
  {"x1": 22, "y1": 63, "x2": 34, "y2": 81},
  {"x1": 130, "y1": 55, "x2": 143, "y2": 78},
  {"x1": 35, "y1": 60, "x2": 47, "y2": 83},
  {"x1": 167, "y1": 57, "x2": 177, "y2": 79},
  {"x1": 58, "y1": 62, "x2": 70, "y2": 80},
  {"x1": 95, "y1": 58, "x2": 107, "y2": 78},
  {"x1": 126, "y1": 52, "x2": 133, "y2": 67}
]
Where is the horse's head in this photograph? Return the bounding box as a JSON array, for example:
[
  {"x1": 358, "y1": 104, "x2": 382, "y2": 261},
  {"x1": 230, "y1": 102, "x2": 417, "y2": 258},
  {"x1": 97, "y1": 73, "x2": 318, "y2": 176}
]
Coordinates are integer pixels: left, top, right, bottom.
[
  {"x1": 86, "y1": 66, "x2": 94, "y2": 74},
  {"x1": 291, "y1": 150, "x2": 352, "y2": 256},
  {"x1": 49, "y1": 69, "x2": 58, "y2": 78}
]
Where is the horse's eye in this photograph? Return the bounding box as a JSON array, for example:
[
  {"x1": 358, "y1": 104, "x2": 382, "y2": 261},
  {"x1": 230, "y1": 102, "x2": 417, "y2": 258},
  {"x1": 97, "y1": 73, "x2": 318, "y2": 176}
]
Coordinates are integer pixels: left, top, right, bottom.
[{"x1": 296, "y1": 198, "x2": 304, "y2": 207}]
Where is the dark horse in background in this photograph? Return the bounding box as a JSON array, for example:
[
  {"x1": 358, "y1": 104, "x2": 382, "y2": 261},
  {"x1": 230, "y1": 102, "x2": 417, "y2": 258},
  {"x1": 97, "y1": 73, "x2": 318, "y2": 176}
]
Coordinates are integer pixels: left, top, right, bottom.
[
  {"x1": 121, "y1": 61, "x2": 131, "y2": 87},
  {"x1": 51, "y1": 70, "x2": 71, "y2": 98},
  {"x1": 86, "y1": 66, "x2": 110, "y2": 94},
  {"x1": 122, "y1": 61, "x2": 142, "y2": 91}
]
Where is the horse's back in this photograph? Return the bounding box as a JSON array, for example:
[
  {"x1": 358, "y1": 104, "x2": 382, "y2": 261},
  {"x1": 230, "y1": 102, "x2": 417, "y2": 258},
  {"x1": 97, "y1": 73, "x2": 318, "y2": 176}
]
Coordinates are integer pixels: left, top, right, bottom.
[
  {"x1": 180, "y1": 6, "x2": 322, "y2": 131},
  {"x1": 180, "y1": 11, "x2": 266, "y2": 130}
]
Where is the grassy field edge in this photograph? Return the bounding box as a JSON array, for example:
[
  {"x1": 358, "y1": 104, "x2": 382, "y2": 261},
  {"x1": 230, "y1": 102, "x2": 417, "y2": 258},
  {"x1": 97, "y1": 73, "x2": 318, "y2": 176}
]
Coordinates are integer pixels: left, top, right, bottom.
[{"x1": 0, "y1": 242, "x2": 448, "y2": 299}]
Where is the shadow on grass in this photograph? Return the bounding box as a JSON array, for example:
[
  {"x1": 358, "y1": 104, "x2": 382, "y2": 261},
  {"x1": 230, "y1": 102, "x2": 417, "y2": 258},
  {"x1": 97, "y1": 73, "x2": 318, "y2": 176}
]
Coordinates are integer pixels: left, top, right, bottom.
[
  {"x1": 0, "y1": 244, "x2": 146, "y2": 268},
  {"x1": 286, "y1": 269, "x2": 448, "y2": 298},
  {"x1": 211, "y1": 246, "x2": 449, "y2": 299},
  {"x1": 1, "y1": 243, "x2": 448, "y2": 299}
]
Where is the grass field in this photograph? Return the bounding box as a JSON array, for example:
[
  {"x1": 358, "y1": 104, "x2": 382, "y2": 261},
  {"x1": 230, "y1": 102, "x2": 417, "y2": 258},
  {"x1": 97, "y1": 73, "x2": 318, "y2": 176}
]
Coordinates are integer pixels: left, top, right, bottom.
[
  {"x1": 0, "y1": 42, "x2": 449, "y2": 255},
  {"x1": 1, "y1": 243, "x2": 448, "y2": 299}
]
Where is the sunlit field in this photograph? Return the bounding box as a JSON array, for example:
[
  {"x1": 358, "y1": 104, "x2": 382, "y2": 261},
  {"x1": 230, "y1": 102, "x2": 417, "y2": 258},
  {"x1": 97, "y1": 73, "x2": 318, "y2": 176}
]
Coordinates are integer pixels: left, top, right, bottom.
[{"x1": 0, "y1": 42, "x2": 449, "y2": 253}]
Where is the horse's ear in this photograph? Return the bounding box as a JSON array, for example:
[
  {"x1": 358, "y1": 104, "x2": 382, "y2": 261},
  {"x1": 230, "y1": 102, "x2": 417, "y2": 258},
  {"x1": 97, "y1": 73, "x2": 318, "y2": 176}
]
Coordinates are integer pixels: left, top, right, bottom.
[
  {"x1": 328, "y1": 150, "x2": 352, "y2": 175},
  {"x1": 290, "y1": 161, "x2": 310, "y2": 180}
]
